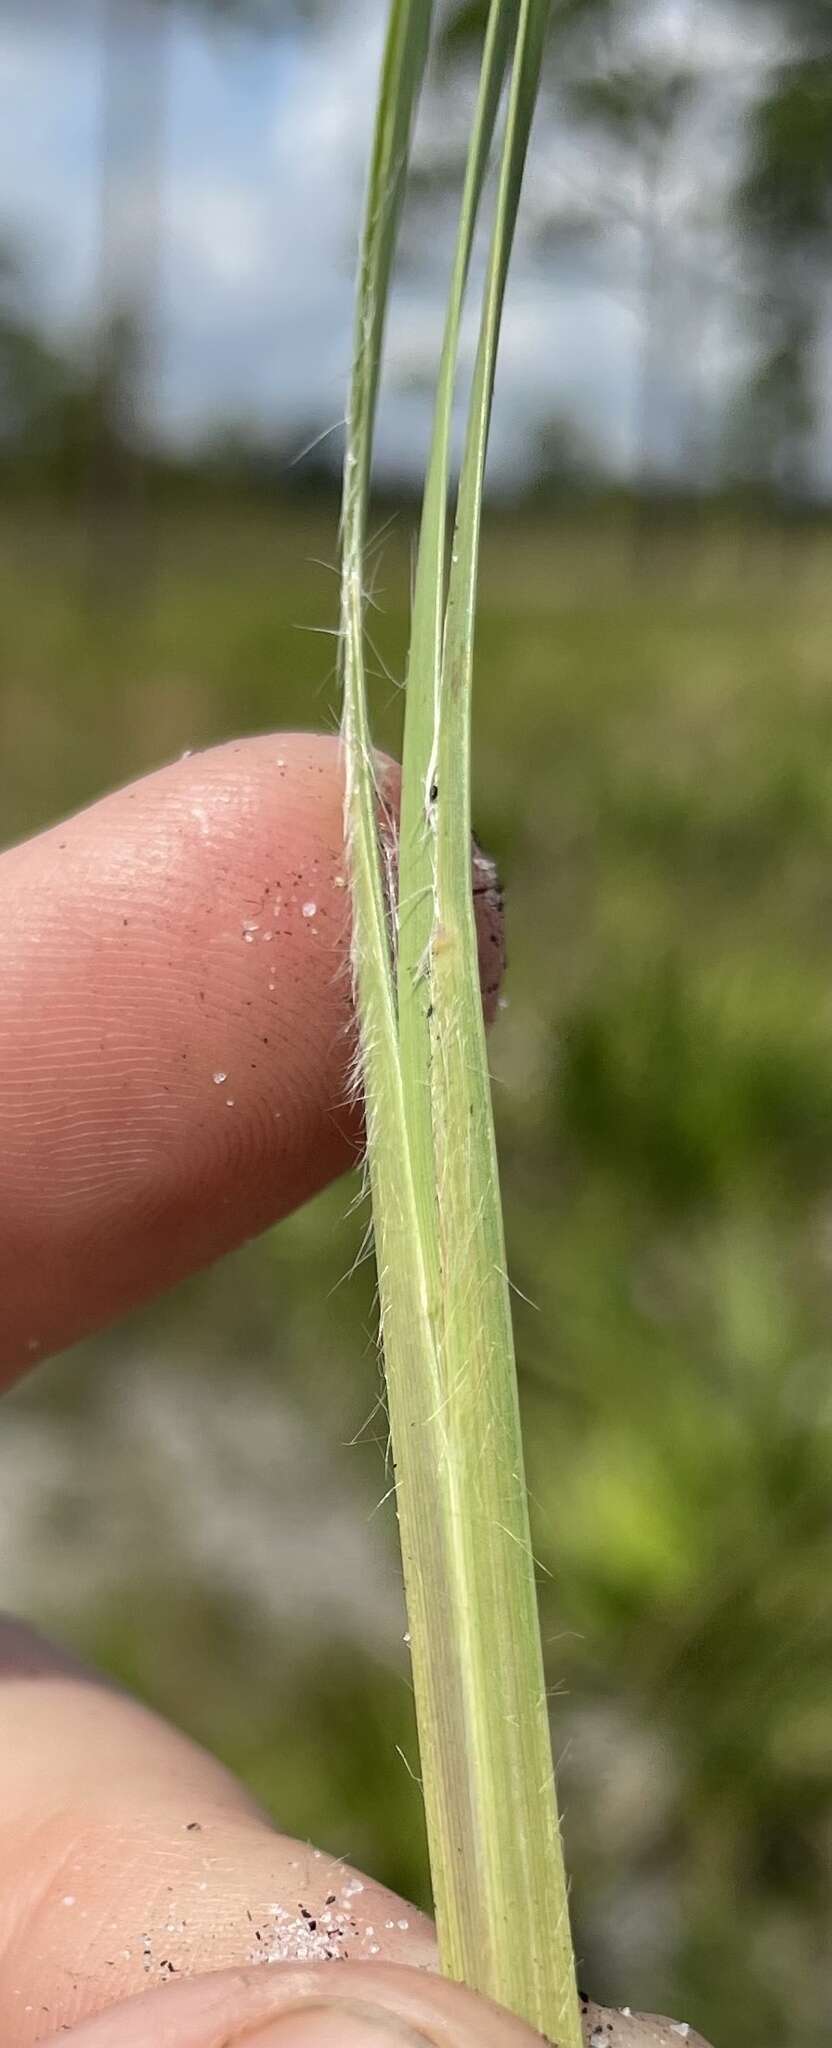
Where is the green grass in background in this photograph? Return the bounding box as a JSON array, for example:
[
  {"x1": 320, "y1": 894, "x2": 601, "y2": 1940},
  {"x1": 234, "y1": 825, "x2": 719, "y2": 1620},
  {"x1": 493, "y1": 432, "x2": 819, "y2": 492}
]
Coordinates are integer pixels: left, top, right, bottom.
[{"x1": 2, "y1": 505, "x2": 832, "y2": 2047}]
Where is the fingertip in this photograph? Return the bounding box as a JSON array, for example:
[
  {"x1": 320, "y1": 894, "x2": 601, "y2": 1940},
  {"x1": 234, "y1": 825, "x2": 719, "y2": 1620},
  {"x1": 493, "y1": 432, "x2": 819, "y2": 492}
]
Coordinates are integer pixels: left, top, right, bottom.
[
  {"x1": 39, "y1": 1964, "x2": 541, "y2": 2047},
  {"x1": 0, "y1": 730, "x2": 506, "y2": 1374},
  {"x1": 0, "y1": 732, "x2": 361, "y2": 1371}
]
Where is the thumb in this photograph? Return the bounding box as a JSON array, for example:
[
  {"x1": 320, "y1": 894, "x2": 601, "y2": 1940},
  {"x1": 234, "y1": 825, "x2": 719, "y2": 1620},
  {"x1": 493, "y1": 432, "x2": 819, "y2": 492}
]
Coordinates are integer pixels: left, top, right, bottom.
[
  {"x1": 42, "y1": 1963, "x2": 714, "y2": 2048},
  {"x1": 41, "y1": 1960, "x2": 550, "y2": 2046}
]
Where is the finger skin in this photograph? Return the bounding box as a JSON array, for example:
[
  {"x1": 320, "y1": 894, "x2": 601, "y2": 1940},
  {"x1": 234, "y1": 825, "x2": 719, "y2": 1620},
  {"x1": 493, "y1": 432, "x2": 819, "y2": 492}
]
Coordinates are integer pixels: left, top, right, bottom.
[
  {"x1": 38, "y1": 1969, "x2": 715, "y2": 2048},
  {"x1": 0, "y1": 1620, "x2": 434, "y2": 2043},
  {"x1": 39, "y1": 1962, "x2": 549, "y2": 2048},
  {"x1": 0, "y1": 733, "x2": 359, "y2": 1374},
  {"x1": 0, "y1": 733, "x2": 504, "y2": 1377}
]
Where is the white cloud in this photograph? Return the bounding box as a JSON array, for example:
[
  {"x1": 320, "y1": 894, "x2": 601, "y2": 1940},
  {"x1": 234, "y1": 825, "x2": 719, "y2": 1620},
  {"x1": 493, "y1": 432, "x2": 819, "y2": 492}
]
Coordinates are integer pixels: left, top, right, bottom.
[
  {"x1": 167, "y1": 181, "x2": 268, "y2": 292},
  {"x1": 154, "y1": 4, "x2": 383, "y2": 441}
]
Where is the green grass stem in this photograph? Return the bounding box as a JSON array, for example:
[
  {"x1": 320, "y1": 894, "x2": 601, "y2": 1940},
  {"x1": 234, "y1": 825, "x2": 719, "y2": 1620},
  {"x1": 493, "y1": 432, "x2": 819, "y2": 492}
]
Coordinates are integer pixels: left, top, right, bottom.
[{"x1": 339, "y1": 5, "x2": 581, "y2": 2040}]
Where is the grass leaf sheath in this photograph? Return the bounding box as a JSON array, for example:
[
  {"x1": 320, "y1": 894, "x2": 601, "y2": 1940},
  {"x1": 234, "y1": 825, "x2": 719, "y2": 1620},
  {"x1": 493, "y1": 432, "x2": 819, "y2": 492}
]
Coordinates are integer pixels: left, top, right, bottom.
[{"x1": 339, "y1": 4, "x2": 581, "y2": 2041}]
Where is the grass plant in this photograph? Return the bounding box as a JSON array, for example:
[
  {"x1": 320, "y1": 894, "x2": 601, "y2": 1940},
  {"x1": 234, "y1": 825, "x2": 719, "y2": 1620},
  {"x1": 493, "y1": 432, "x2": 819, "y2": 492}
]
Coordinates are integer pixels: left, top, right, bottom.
[{"x1": 338, "y1": 5, "x2": 581, "y2": 2040}]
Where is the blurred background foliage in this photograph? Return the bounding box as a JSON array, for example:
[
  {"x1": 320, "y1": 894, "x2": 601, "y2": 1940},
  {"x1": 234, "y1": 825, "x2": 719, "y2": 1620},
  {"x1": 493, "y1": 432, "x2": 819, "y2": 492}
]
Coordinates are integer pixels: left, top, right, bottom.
[{"x1": 1, "y1": 4, "x2": 832, "y2": 2047}]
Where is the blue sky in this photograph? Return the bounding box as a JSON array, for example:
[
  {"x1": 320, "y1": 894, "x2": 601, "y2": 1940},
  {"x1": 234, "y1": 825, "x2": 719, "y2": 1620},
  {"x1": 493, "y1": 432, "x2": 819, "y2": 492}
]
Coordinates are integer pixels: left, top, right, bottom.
[
  {"x1": 0, "y1": 5, "x2": 407, "y2": 455},
  {"x1": 1, "y1": 0, "x2": 818, "y2": 488}
]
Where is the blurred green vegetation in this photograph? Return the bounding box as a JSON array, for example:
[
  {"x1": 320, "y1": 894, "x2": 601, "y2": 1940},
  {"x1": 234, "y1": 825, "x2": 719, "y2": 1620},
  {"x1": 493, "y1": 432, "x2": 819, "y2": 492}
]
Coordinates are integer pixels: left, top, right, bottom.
[{"x1": 2, "y1": 503, "x2": 832, "y2": 2048}]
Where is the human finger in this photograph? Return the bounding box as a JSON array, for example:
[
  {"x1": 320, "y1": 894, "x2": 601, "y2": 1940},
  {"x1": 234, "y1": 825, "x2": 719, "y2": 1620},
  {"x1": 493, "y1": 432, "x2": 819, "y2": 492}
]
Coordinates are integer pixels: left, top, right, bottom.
[
  {"x1": 0, "y1": 1619, "x2": 434, "y2": 2043},
  {"x1": 41, "y1": 1960, "x2": 558, "y2": 2047},
  {"x1": 0, "y1": 733, "x2": 504, "y2": 1377}
]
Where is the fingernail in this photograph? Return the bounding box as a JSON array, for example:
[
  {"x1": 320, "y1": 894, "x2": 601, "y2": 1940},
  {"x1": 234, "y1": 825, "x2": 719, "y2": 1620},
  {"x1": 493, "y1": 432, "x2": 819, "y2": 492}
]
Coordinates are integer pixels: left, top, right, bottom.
[{"x1": 247, "y1": 1998, "x2": 430, "y2": 2045}]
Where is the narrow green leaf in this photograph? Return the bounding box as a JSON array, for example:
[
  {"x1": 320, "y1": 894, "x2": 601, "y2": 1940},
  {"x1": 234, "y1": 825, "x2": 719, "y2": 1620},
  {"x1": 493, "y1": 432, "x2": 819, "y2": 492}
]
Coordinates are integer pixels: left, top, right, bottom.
[
  {"x1": 339, "y1": 3, "x2": 580, "y2": 2041},
  {"x1": 420, "y1": 4, "x2": 581, "y2": 2038},
  {"x1": 337, "y1": 28, "x2": 454, "y2": 2021},
  {"x1": 338, "y1": 0, "x2": 433, "y2": 1401},
  {"x1": 396, "y1": 0, "x2": 519, "y2": 1276}
]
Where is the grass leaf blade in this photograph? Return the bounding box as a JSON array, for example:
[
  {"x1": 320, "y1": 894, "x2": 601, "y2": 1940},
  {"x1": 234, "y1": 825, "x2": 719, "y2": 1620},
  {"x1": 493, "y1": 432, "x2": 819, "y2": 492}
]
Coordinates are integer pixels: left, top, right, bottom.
[
  {"x1": 427, "y1": 2, "x2": 583, "y2": 2039},
  {"x1": 340, "y1": 4, "x2": 581, "y2": 2040},
  {"x1": 396, "y1": 0, "x2": 519, "y2": 1257}
]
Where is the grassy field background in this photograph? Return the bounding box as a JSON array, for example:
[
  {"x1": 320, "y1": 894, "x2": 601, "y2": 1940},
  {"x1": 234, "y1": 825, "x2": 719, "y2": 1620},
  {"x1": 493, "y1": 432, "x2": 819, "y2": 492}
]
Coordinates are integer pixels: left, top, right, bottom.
[{"x1": 2, "y1": 502, "x2": 831, "y2": 2047}]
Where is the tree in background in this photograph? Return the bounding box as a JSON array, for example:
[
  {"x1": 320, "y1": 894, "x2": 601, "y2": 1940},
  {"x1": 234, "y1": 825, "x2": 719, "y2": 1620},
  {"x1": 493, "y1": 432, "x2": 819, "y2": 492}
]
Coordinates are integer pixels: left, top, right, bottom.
[
  {"x1": 90, "y1": 0, "x2": 325, "y2": 593},
  {"x1": 0, "y1": 247, "x2": 68, "y2": 466},
  {"x1": 732, "y1": 1, "x2": 832, "y2": 501},
  {"x1": 0, "y1": 243, "x2": 100, "y2": 490},
  {"x1": 442, "y1": 0, "x2": 832, "y2": 512},
  {"x1": 5, "y1": 0, "x2": 832, "y2": 516},
  {"x1": 435, "y1": 3, "x2": 750, "y2": 504},
  {"x1": 89, "y1": 0, "x2": 168, "y2": 593}
]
